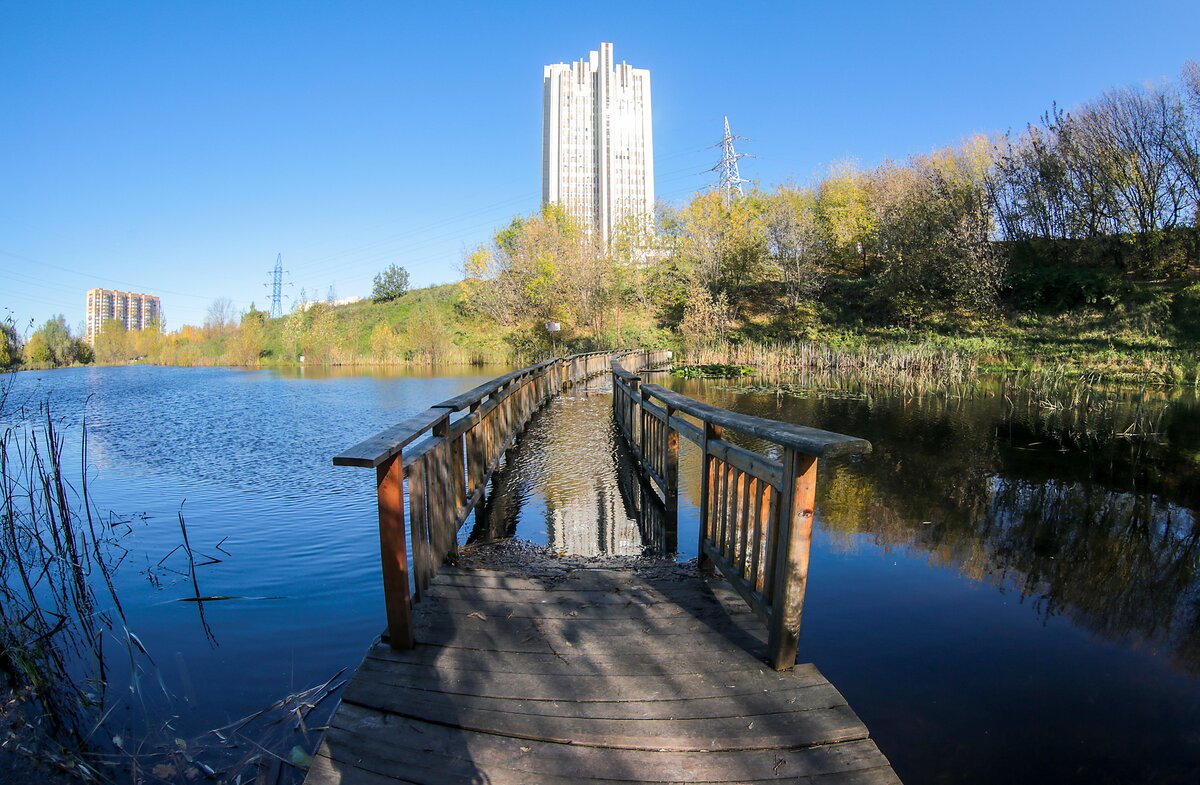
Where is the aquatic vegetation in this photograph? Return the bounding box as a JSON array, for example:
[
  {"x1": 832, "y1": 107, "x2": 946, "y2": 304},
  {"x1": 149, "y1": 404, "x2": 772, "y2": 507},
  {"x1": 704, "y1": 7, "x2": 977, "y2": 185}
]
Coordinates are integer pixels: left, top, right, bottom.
[
  {"x1": 670, "y1": 363, "x2": 755, "y2": 379},
  {"x1": 0, "y1": 375, "x2": 340, "y2": 784},
  {"x1": 685, "y1": 340, "x2": 979, "y2": 388}
]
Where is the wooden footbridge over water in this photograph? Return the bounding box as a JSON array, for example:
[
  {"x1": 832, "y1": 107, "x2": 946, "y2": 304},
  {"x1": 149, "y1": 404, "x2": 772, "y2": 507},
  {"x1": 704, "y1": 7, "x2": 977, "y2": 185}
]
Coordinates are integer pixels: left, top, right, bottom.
[{"x1": 308, "y1": 351, "x2": 900, "y2": 784}]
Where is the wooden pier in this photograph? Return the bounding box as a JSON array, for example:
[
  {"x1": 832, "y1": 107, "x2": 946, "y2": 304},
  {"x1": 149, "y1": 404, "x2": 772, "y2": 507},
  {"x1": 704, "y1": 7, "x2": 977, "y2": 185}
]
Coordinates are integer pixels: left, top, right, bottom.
[{"x1": 310, "y1": 351, "x2": 899, "y2": 784}]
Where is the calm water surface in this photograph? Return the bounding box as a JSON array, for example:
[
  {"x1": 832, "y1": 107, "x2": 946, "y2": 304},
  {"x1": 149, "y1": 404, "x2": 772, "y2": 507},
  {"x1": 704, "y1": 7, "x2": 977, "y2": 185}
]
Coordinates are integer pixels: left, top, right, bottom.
[
  {"x1": 478, "y1": 373, "x2": 1200, "y2": 785},
  {"x1": 5, "y1": 364, "x2": 1200, "y2": 784},
  {"x1": 3, "y1": 364, "x2": 507, "y2": 752}
]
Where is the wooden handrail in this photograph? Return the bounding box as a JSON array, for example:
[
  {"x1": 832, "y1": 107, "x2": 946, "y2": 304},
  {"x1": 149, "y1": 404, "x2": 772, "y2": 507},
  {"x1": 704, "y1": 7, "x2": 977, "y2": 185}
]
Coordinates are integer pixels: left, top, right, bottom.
[
  {"x1": 611, "y1": 353, "x2": 871, "y2": 670},
  {"x1": 333, "y1": 351, "x2": 617, "y2": 648}
]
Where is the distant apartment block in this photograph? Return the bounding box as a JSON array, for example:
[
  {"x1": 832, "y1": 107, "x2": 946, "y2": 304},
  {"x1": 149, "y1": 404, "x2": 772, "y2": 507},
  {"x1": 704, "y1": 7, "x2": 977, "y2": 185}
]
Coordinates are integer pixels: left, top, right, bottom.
[
  {"x1": 85, "y1": 288, "x2": 162, "y2": 343},
  {"x1": 542, "y1": 42, "x2": 654, "y2": 244}
]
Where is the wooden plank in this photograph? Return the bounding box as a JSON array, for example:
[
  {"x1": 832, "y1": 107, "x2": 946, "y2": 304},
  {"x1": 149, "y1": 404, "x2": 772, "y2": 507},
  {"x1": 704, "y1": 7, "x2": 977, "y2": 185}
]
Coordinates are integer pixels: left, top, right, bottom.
[
  {"x1": 334, "y1": 409, "x2": 449, "y2": 468},
  {"x1": 410, "y1": 608, "x2": 769, "y2": 640},
  {"x1": 666, "y1": 412, "x2": 704, "y2": 446},
  {"x1": 404, "y1": 618, "x2": 766, "y2": 656},
  {"x1": 313, "y1": 742, "x2": 902, "y2": 785},
  {"x1": 664, "y1": 403, "x2": 679, "y2": 508},
  {"x1": 365, "y1": 641, "x2": 790, "y2": 678},
  {"x1": 350, "y1": 662, "x2": 816, "y2": 705},
  {"x1": 738, "y1": 474, "x2": 753, "y2": 577},
  {"x1": 750, "y1": 481, "x2": 768, "y2": 594},
  {"x1": 432, "y1": 360, "x2": 557, "y2": 413},
  {"x1": 700, "y1": 541, "x2": 771, "y2": 623},
  {"x1": 640, "y1": 383, "x2": 872, "y2": 459},
  {"x1": 340, "y1": 690, "x2": 867, "y2": 752},
  {"x1": 343, "y1": 677, "x2": 847, "y2": 721},
  {"x1": 406, "y1": 458, "x2": 430, "y2": 599},
  {"x1": 308, "y1": 751, "x2": 421, "y2": 785},
  {"x1": 321, "y1": 704, "x2": 892, "y2": 783},
  {"x1": 417, "y1": 595, "x2": 753, "y2": 621}
]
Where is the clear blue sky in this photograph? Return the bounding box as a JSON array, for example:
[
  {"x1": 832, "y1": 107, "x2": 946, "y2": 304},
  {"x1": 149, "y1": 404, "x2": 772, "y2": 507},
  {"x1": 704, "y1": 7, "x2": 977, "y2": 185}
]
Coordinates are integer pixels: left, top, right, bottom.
[{"x1": 3, "y1": 0, "x2": 1198, "y2": 331}]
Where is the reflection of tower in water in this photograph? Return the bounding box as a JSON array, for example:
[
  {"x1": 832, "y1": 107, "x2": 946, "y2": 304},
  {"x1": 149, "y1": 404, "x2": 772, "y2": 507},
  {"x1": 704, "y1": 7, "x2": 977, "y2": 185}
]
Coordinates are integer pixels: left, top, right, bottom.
[
  {"x1": 548, "y1": 478, "x2": 642, "y2": 557},
  {"x1": 537, "y1": 389, "x2": 644, "y2": 556},
  {"x1": 473, "y1": 384, "x2": 674, "y2": 558}
]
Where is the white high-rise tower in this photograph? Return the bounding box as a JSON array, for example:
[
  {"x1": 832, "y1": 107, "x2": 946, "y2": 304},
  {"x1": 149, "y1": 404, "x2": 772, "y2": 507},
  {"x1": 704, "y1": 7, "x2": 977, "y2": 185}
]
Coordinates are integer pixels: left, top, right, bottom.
[{"x1": 542, "y1": 42, "x2": 654, "y2": 244}]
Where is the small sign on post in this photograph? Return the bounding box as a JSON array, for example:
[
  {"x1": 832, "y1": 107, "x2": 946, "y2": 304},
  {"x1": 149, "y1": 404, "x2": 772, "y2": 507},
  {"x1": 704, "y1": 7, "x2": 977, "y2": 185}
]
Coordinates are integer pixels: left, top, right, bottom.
[{"x1": 545, "y1": 322, "x2": 561, "y2": 354}]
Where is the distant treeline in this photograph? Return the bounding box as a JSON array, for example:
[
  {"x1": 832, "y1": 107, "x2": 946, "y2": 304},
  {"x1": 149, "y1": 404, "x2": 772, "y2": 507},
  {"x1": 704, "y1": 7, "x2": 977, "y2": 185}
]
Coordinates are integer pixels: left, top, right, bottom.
[
  {"x1": 460, "y1": 61, "x2": 1200, "y2": 355},
  {"x1": 4, "y1": 63, "x2": 1198, "y2": 378}
]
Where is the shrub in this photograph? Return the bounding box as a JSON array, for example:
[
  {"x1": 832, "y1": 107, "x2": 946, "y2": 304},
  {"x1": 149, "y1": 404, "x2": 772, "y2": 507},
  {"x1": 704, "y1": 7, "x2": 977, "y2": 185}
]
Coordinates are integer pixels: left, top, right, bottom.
[{"x1": 1171, "y1": 284, "x2": 1200, "y2": 340}]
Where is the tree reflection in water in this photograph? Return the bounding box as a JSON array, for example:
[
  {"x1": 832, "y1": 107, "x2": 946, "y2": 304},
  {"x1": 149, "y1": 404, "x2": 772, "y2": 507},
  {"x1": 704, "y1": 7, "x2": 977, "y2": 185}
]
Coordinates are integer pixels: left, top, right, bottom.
[{"x1": 677, "y1": 375, "x2": 1200, "y2": 674}]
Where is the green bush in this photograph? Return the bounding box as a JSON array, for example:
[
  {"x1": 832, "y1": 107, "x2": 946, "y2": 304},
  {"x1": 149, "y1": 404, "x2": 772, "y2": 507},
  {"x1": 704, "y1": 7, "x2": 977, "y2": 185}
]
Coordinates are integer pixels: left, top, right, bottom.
[
  {"x1": 1171, "y1": 284, "x2": 1200, "y2": 340},
  {"x1": 1005, "y1": 264, "x2": 1126, "y2": 312}
]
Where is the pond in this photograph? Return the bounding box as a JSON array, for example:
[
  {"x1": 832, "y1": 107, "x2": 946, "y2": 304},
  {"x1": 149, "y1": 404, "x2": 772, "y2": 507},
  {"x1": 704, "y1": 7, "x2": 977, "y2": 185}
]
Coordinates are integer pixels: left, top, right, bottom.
[
  {"x1": 3, "y1": 364, "x2": 1199, "y2": 784},
  {"x1": 473, "y1": 372, "x2": 1200, "y2": 785}
]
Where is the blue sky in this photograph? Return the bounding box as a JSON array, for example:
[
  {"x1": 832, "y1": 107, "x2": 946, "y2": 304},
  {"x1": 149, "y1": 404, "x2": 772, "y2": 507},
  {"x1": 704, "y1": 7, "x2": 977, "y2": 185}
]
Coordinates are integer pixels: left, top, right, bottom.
[{"x1": 3, "y1": 1, "x2": 1198, "y2": 331}]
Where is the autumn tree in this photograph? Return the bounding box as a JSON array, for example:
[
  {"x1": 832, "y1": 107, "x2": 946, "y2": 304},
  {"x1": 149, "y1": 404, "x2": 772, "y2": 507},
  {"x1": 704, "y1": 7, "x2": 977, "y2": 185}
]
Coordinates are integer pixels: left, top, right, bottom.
[
  {"x1": 816, "y1": 164, "x2": 876, "y2": 276},
  {"x1": 406, "y1": 303, "x2": 454, "y2": 363},
  {"x1": 461, "y1": 204, "x2": 606, "y2": 334},
  {"x1": 369, "y1": 321, "x2": 399, "y2": 363},
  {"x1": 93, "y1": 319, "x2": 130, "y2": 363},
  {"x1": 765, "y1": 187, "x2": 826, "y2": 309},
  {"x1": 204, "y1": 297, "x2": 236, "y2": 336},
  {"x1": 232, "y1": 308, "x2": 266, "y2": 365},
  {"x1": 678, "y1": 281, "x2": 733, "y2": 355},
  {"x1": 0, "y1": 318, "x2": 20, "y2": 367},
  {"x1": 871, "y1": 137, "x2": 1004, "y2": 321}
]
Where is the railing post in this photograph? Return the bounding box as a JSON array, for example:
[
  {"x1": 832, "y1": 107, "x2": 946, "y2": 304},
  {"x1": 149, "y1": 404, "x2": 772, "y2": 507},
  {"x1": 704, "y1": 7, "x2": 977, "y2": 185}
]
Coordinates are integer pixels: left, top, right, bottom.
[
  {"x1": 629, "y1": 374, "x2": 641, "y2": 448},
  {"x1": 697, "y1": 421, "x2": 722, "y2": 574},
  {"x1": 664, "y1": 402, "x2": 678, "y2": 512},
  {"x1": 767, "y1": 448, "x2": 818, "y2": 671},
  {"x1": 376, "y1": 453, "x2": 413, "y2": 649}
]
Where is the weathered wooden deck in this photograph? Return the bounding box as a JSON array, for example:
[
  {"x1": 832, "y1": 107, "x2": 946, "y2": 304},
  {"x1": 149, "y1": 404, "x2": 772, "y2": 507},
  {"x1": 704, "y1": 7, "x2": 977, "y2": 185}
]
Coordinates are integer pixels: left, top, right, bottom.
[{"x1": 306, "y1": 565, "x2": 899, "y2": 784}]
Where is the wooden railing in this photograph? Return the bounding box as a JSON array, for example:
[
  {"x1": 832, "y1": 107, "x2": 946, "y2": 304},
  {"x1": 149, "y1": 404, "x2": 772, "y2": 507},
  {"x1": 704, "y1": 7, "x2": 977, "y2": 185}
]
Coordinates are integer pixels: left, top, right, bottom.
[
  {"x1": 333, "y1": 351, "x2": 612, "y2": 648},
  {"x1": 611, "y1": 354, "x2": 872, "y2": 670}
]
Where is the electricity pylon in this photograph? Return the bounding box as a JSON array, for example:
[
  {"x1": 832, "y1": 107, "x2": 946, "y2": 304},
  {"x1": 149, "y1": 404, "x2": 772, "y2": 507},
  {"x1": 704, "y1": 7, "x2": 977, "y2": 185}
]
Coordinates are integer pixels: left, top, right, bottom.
[
  {"x1": 264, "y1": 253, "x2": 291, "y2": 318},
  {"x1": 707, "y1": 116, "x2": 752, "y2": 202}
]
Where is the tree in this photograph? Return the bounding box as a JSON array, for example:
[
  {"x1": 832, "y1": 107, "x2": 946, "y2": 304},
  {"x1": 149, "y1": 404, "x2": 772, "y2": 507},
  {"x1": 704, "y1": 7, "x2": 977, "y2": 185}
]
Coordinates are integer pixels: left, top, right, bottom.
[
  {"x1": 281, "y1": 305, "x2": 307, "y2": 359},
  {"x1": 131, "y1": 319, "x2": 163, "y2": 360},
  {"x1": 23, "y1": 315, "x2": 77, "y2": 366},
  {"x1": 406, "y1": 303, "x2": 454, "y2": 363},
  {"x1": 204, "y1": 297, "x2": 236, "y2": 335},
  {"x1": 765, "y1": 188, "x2": 826, "y2": 309},
  {"x1": 233, "y1": 309, "x2": 266, "y2": 365},
  {"x1": 93, "y1": 319, "x2": 129, "y2": 363},
  {"x1": 372, "y1": 264, "x2": 410, "y2": 302},
  {"x1": 871, "y1": 137, "x2": 1004, "y2": 321},
  {"x1": 1, "y1": 318, "x2": 22, "y2": 367},
  {"x1": 305, "y1": 302, "x2": 339, "y2": 363},
  {"x1": 41, "y1": 315, "x2": 74, "y2": 365},
  {"x1": 678, "y1": 281, "x2": 732, "y2": 355},
  {"x1": 24, "y1": 332, "x2": 51, "y2": 364},
  {"x1": 370, "y1": 321, "x2": 398, "y2": 362},
  {"x1": 816, "y1": 164, "x2": 876, "y2": 276}
]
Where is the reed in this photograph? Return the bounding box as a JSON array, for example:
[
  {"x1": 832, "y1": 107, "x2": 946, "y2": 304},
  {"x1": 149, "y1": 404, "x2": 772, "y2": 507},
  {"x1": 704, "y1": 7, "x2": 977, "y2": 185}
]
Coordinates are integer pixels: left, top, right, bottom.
[
  {"x1": 1, "y1": 376, "x2": 337, "y2": 783},
  {"x1": 688, "y1": 339, "x2": 979, "y2": 389},
  {"x1": 1, "y1": 398, "x2": 130, "y2": 781}
]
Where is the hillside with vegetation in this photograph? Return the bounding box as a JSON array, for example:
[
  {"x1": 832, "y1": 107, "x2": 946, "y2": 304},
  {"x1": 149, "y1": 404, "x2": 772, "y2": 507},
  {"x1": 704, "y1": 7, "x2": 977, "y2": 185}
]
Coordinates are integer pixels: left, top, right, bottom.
[{"x1": 4, "y1": 62, "x2": 1200, "y2": 384}]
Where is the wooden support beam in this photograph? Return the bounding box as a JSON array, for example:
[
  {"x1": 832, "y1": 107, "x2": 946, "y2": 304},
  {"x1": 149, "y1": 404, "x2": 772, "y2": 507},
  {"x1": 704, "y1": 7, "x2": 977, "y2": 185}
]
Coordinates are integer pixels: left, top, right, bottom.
[
  {"x1": 767, "y1": 450, "x2": 818, "y2": 671},
  {"x1": 376, "y1": 454, "x2": 413, "y2": 649}
]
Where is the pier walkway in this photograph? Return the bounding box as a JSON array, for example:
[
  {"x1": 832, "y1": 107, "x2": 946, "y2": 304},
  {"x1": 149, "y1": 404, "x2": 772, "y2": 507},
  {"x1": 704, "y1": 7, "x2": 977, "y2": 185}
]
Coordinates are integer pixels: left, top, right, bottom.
[{"x1": 308, "y1": 351, "x2": 900, "y2": 784}]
